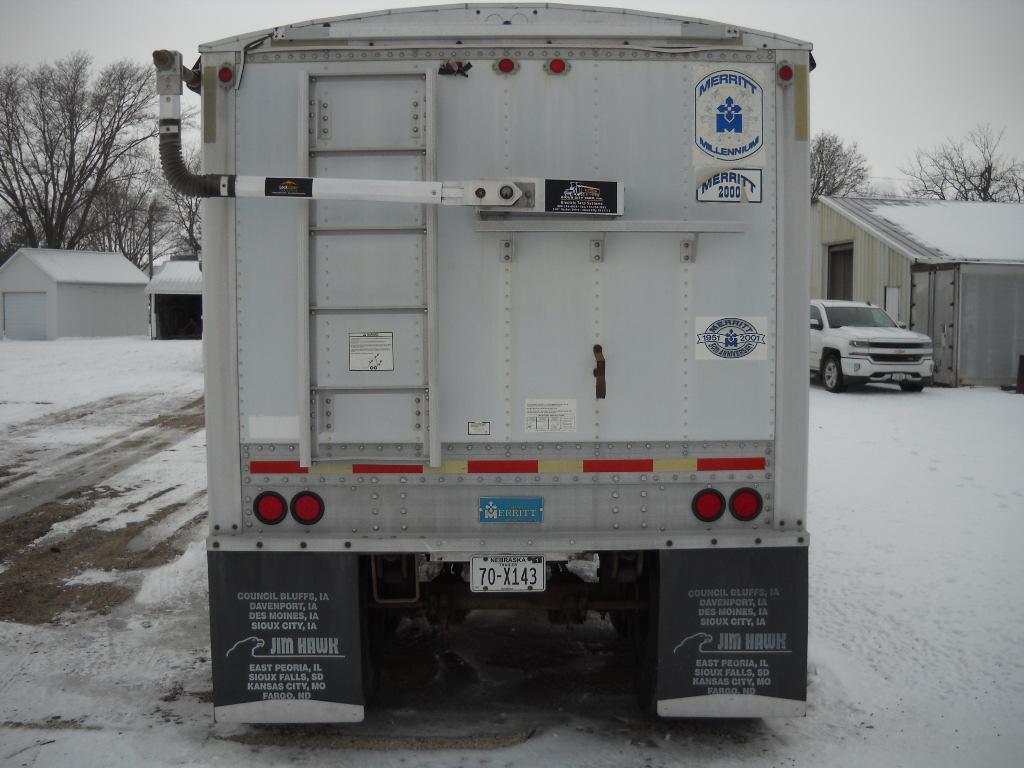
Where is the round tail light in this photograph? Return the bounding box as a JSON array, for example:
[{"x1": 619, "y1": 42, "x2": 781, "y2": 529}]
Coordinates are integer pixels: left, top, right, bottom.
[
  {"x1": 291, "y1": 491, "x2": 325, "y2": 525},
  {"x1": 548, "y1": 58, "x2": 567, "y2": 74},
  {"x1": 217, "y1": 65, "x2": 234, "y2": 83},
  {"x1": 692, "y1": 489, "x2": 726, "y2": 523},
  {"x1": 253, "y1": 492, "x2": 287, "y2": 525},
  {"x1": 729, "y1": 488, "x2": 764, "y2": 521},
  {"x1": 777, "y1": 63, "x2": 794, "y2": 83},
  {"x1": 497, "y1": 58, "x2": 516, "y2": 74}
]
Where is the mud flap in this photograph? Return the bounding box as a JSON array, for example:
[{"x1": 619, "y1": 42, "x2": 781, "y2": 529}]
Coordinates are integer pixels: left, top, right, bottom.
[
  {"x1": 207, "y1": 550, "x2": 364, "y2": 723},
  {"x1": 654, "y1": 547, "x2": 807, "y2": 718}
]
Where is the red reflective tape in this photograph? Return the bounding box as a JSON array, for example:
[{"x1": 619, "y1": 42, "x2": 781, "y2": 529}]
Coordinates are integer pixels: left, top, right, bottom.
[
  {"x1": 467, "y1": 460, "x2": 539, "y2": 473},
  {"x1": 352, "y1": 464, "x2": 424, "y2": 474},
  {"x1": 697, "y1": 457, "x2": 767, "y2": 471},
  {"x1": 250, "y1": 461, "x2": 308, "y2": 474},
  {"x1": 582, "y1": 459, "x2": 654, "y2": 473}
]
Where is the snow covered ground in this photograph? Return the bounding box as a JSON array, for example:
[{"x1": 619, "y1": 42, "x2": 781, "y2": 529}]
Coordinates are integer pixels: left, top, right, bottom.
[{"x1": 1, "y1": 338, "x2": 1022, "y2": 767}]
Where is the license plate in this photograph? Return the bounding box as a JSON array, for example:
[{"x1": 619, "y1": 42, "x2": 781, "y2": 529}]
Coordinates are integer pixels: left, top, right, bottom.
[
  {"x1": 891, "y1": 373, "x2": 910, "y2": 381},
  {"x1": 470, "y1": 555, "x2": 546, "y2": 593}
]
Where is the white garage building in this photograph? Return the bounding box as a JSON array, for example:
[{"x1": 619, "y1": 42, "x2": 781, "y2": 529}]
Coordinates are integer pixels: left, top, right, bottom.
[
  {"x1": 0, "y1": 248, "x2": 149, "y2": 340},
  {"x1": 145, "y1": 257, "x2": 203, "y2": 339}
]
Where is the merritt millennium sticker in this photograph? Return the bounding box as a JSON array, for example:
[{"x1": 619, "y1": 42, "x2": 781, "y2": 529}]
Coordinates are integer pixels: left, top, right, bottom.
[
  {"x1": 695, "y1": 70, "x2": 764, "y2": 161},
  {"x1": 696, "y1": 317, "x2": 767, "y2": 360}
]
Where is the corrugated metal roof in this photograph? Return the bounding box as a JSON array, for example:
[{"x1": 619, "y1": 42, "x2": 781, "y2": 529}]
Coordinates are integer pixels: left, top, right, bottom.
[
  {"x1": 0, "y1": 248, "x2": 150, "y2": 285},
  {"x1": 145, "y1": 261, "x2": 202, "y2": 295},
  {"x1": 820, "y1": 198, "x2": 1024, "y2": 265},
  {"x1": 202, "y1": 4, "x2": 812, "y2": 52}
]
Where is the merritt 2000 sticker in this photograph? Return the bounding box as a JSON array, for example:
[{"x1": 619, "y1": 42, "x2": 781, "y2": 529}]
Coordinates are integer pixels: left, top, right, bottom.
[
  {"x1": 697, "y1": 169, "x2": 763, "y2": 203},
  {"x1": 695, "y1": 70, "x2": 763, "y2": 161},
  {"x1": 696, "y1": 317, "x2": 767, "y2": 360}
]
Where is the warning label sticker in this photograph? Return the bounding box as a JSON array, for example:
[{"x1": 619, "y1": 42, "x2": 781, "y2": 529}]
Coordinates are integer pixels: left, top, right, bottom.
[
  {"x1": 468, "y1": 421, "x2": 491, "y2": 436},
  {"x1": 525, "y1": 399, "x2": 577, "y2": 433},
  {"x1": 348, "y1": 332, "x2": 394, "y2": 371}
]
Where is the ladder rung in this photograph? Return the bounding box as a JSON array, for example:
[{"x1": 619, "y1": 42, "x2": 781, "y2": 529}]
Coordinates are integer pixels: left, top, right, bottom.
[
  {"x1": 311, "y1": 451, "x2": 425, "y2": 463},
  {"x1": 311, "y1": 305, "x2": 427, "y2": 315},
  {"x1": 310, "y1": 226, "x2": 427, "y2": 235},
  {"x1": 309, "y1": 147, "x2": 426, "y2": 156},
  {"x1": 312, "y1": 385, "x2": 428, "y2": 394}
]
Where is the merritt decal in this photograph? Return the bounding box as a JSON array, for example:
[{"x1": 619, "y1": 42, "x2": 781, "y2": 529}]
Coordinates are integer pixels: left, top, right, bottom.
[
  {"x1": 696, "y1": 317, "x2": 768, "y2": 360},
  {"x1": 479, "y1": 497, "x2": 544, "y2": 523},
  {"x1": 697, "y1": 168, "x2": 763, "y2": 203},
  {"x1": 695, "y1": 70, "x2": 764, "y2": 161}
]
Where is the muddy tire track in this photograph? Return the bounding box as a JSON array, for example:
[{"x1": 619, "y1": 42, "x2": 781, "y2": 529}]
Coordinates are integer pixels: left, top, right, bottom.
[
  {"x1": 0, "y1": 490, "x2": 207, "y2": 624},
  {"x1": 0, "y1": 395, "x2": 204, "y2": 525}
]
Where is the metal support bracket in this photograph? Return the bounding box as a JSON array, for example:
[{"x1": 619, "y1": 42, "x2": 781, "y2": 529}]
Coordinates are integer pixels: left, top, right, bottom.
[
  {"x1": 499, "y1": 234, "x2": 515, "y2": 262},
  {"x1": 681, "y1": 236, "x2": 698, "y2": 263},
  {"x1": 590, "y1": 237, "x2": 604, "y2": 263}
]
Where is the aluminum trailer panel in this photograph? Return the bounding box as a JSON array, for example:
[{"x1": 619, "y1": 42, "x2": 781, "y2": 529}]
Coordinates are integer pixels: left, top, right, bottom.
[{"x1": 178, "y1": 3, "x2": 811, "y2": 723}]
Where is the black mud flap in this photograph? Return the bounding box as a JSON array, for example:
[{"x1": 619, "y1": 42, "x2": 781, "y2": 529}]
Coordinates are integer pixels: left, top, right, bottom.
[
  {"x1": 653, "y1": 547, "x2": 808, "y2": 718},
  {"x1": 208, "y1": 550, "x2": 364, "y2": 723}
]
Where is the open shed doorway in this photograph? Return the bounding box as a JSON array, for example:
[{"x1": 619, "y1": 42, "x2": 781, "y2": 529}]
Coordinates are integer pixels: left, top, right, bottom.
[{"x1": 153, "y1": 294, "x2": 202, "y2": 339}]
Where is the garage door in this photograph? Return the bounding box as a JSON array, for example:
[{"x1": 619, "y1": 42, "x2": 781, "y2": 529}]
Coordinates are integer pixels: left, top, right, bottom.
[{"x1": 3, "y1": 292, "x2": 47, "y2": 340}]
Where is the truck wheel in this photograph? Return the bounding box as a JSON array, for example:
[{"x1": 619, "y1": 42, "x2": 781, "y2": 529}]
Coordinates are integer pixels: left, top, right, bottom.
[
  {"x1": 900, "y1": 380, "x2": 925, "y2": 392},
  {"x1": 821, "y1": 354, "x2": 847, "y2": 393}
]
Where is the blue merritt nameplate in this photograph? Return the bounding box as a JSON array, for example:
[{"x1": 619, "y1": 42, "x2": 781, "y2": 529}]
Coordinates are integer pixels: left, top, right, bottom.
[{"x1": 478, "y1": 497, "x2": 544, "y2": 523}]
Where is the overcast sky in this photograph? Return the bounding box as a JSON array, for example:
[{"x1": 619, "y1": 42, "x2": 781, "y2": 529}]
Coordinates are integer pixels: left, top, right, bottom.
[{"x1": 2, "y1": 0, "x2": 1022, "y2": 189}]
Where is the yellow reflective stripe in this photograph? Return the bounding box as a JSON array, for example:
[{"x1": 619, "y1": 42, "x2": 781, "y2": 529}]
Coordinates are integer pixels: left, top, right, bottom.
[
  {"x1": 653, "y1": 458, "x2": 699, "y2": 472},
  {"x1": 424, "y1": 461, "x2": 469, "y2": 474},
  {"x1": 794, "y1": 64, "x2": 809, "y2": 141},
  {"x1": 537, "y1": 460, "x2": 585, "y2": 473},
  {"x1": 308, "y1": 464, "x2": 353, "y2": 475}
]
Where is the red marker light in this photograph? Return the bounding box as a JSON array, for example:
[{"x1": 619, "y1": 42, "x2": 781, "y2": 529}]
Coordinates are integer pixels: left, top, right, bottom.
[
  {"x1": 253, "y1": 492, "x2": 287, "y2": 525},
  {"x1": 548, "y1": 58, "x2": 567, "y2": 74},
  {"x1": 692, "y1": 489, "x2": 726, "y2": 523},
  {"x1": 777, "y1": 64, "x2": 794, "y2": 82},
  {"x1": 218, "y1": 65, "x2": 234, "y2": 83},
  {"x1": 729, "y1": 488, "x2": 764, "y2": 521},
  {"x1": 291, "y1": 491, "x2": 325, "y2": 525},
  {"x1": 497, "y1": 58, "x2": 516, "y2": 74}
]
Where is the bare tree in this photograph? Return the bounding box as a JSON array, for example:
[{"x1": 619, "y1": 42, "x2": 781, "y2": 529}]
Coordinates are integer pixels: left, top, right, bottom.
[
  {"x1": 901, "y1": 124, "x2": 1024, "y2": 202},
  {"x1": 810, "y1": 131, "x2": 870, "y2": 201},
  {"x1": 0, "y1": 210, "x2": 28, "y2": 266},
  {"x1": 81, "y1": 166, "x2": 174, "y2": 269},
  {"x1": 0, "y1": 52, "x2": 156, "y2": 251}
]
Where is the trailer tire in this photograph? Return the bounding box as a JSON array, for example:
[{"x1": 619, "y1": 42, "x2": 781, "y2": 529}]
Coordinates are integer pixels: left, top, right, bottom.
[{"x1": 821, "y1": 354, "x2": 847, "y2": 393}]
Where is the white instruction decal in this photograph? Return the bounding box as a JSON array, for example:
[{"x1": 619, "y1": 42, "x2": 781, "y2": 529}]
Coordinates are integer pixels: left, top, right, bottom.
[
  {"x1": 525, "y1": 399, "x2": 577, "y2": 433},
  {"x1": 696, "y1": 317, "x2": 767, "y2": 360},
  {"x1": 468, "y1": 421, "x2": 491, "y2": 436},
  {"x1": 349, "y1": 332, "x2": 394, "y2": 371}
]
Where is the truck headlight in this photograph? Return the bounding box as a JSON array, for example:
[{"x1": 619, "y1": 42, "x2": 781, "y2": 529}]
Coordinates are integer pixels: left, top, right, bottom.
[{"x1": 849, "y1": 340, "x2": 869, "y2": 348}]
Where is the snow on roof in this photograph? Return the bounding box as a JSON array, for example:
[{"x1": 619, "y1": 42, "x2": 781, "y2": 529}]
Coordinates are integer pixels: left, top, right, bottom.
[
  {"x1": 820, "y1": 198, "x2": 1024, "y2": 265},
  {"x1": 1, "y1": 248, "x2": 150, "y2": 285},
  {"x1": 145, "y1": 260, "x2": 202, "y2": 295}
]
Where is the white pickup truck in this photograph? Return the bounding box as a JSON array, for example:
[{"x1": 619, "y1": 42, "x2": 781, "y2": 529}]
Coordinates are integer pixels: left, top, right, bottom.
[{"x1": 810, "y1": 300, "x2": 934, "y2": 392}]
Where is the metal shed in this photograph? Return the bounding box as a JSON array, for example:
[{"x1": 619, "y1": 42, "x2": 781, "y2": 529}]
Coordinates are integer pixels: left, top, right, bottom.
[
  {"x1": 811, "y1": 198, "x2": 1024, "y2": 386},
  {"x1": 145, "y1": 257, "x2": 203, "y2": 339},
  {"x1": 0, "y1": 248, "x2": 149, "y2": 340}
]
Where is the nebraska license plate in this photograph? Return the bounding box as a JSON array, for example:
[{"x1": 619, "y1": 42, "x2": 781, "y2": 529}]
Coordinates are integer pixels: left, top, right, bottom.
[
  {"x1": 891, "y1": 373, "x2": 910, "y2": 381},
  {"x1": 470, "y1": 555, "x2": 546, "y2": 593}
]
